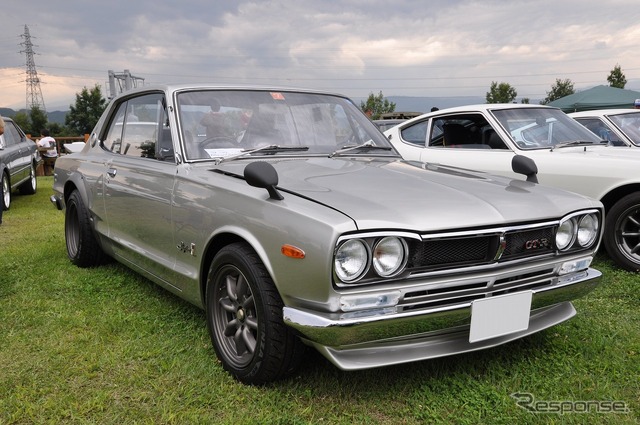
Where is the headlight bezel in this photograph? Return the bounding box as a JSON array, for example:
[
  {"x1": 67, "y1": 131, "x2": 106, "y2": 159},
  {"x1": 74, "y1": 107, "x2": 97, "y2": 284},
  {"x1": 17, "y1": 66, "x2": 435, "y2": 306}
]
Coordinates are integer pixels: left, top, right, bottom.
[
  {"x1": 334, "y1": 233, "x2": 415, "y2": 285},
  {"x1": 556, "y1": 210, "x2": 602, "y2": 252}
]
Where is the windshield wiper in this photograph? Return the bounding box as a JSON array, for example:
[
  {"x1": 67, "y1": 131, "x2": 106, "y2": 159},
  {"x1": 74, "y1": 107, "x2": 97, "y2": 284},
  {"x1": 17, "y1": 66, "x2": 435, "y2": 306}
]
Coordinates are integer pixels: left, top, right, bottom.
[
  {"x1": 213, "y1": 145, "x2": 309, "y2": 164},
  {"x1": 550, "y1": 140, "x2": 607, "y2": 151},
  {"x1": 329, "y1": 140, "x2": 392, "y2": 157}
]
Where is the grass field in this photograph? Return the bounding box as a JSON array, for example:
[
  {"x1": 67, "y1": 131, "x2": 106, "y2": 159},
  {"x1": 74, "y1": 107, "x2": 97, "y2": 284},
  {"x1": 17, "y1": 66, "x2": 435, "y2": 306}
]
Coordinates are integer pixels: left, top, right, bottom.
[{"x1": 0, "y1": 177, "x2": 638, "y2": 424}]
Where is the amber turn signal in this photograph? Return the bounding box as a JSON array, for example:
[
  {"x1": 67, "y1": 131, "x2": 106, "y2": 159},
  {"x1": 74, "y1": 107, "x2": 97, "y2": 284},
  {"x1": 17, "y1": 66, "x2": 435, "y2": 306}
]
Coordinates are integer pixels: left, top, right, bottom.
[{"x1": 281, "y1": 244, "x2": 305, "y2": 259}]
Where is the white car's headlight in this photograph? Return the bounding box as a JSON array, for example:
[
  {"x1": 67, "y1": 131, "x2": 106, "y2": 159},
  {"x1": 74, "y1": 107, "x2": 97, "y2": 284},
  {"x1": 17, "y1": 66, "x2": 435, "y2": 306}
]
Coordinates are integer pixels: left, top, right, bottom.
[
  {"x1": 556, "y1": 218, "x2": 576, "y2": 251},
  {"x1": 577, "y1": 213, "x2": 599, "y2": 248},
  {"x1": 372, "y1": 237, "x2": 407, "y2": 277},
  {"x1": 334, "y1": 239, "x2": 369, "y2": 282}
]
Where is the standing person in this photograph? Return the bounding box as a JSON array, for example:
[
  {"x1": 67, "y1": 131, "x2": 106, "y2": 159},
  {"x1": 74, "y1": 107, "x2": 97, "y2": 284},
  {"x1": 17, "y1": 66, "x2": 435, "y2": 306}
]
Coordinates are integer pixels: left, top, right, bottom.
[{"x1": 37, "y1": 129, "x2": 58, "y2": 176}]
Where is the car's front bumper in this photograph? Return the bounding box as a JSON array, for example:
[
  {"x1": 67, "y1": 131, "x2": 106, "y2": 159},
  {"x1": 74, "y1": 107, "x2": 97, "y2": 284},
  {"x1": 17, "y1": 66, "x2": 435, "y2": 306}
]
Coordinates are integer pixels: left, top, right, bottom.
[{"x1": 283, "y1": 266, "x2": 601, "y2": 370}]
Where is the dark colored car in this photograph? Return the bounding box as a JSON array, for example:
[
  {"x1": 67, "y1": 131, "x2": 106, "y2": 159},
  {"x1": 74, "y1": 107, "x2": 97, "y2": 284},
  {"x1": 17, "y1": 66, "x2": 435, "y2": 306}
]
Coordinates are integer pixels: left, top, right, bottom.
[{"x1": 0, "y1": 117, "x2": 38, "y2": 211}]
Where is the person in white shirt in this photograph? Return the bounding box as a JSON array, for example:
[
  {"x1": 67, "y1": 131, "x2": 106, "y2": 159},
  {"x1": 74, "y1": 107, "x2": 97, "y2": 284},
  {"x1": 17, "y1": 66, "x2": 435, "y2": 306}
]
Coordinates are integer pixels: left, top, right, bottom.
[
  {"x1": 37, "y1": 129, "x2": 58, "y2": 175},
  {"x1": 37, "y1": 129, "x2": 58, "y2": 158}
]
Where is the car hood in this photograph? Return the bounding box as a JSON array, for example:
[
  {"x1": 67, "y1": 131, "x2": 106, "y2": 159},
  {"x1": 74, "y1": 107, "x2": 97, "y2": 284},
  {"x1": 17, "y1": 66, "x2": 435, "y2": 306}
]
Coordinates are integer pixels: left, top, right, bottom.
[{"x1": 217, "y1": 158, "x2": 598, "y2": 231}]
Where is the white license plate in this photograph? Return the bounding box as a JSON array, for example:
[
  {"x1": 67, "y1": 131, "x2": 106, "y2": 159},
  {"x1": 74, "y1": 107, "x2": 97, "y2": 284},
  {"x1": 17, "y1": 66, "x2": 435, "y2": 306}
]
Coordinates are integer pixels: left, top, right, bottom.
[{"x1": 469, "y1": 291, "x2": 533, "y2": 343}]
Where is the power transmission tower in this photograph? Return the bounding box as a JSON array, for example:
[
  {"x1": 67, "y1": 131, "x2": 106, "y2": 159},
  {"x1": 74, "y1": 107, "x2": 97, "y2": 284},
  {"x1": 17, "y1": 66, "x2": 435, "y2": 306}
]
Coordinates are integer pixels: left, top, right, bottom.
[{"x1": 20, "y1": 24, "x2": 46, "y2": 112}]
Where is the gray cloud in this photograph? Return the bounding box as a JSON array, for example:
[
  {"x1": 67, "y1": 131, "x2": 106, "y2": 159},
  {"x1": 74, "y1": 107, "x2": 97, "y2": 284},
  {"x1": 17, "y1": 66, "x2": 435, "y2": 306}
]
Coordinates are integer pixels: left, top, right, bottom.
[{"x1": 1, "y1": 0, "x2": 639, "y2": 110}]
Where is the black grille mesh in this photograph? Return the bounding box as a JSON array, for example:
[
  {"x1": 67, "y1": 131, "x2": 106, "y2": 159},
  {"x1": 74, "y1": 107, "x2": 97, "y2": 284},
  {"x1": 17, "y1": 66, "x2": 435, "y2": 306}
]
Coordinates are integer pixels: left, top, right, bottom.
[{"x1": 407, "y1": 225, "x2": 557, "y2": 271}]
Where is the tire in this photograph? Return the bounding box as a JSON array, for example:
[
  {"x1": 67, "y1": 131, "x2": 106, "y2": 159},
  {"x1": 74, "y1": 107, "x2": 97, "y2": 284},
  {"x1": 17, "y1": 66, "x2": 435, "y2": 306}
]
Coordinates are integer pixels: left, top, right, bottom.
[
  {"x1": 604, "y1": 192, "x2": 640, "y2": 271},
  {"x1": 1, "y1": 171, "x2": 10, "y2": 211},
  {"x1": 65, "y1": 190, "x2": 107, "y2": 267},
  {"x1": 205, "y1": 243, "x2": 305, "y2": 384},
  {"x1": 18, "y1": 162, "x2": 37, "y2": 195}
]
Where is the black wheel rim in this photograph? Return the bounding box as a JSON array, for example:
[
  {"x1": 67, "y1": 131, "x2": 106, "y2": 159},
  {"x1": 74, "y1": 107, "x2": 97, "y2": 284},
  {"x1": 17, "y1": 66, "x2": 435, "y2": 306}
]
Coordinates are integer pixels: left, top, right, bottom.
[
  {"x1": 615, "y1": 204, "x2": 640, "y2": 264},
  {"x1": 212, "y1": 265, "x2": 258, "y2": 369}
]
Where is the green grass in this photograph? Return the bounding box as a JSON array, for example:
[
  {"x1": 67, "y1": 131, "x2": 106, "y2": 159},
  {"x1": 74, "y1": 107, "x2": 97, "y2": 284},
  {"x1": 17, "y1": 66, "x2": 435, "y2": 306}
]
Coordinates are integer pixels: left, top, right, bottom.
[{"x1": 1, "y1": 177, "x2": 638, "y2": 424}]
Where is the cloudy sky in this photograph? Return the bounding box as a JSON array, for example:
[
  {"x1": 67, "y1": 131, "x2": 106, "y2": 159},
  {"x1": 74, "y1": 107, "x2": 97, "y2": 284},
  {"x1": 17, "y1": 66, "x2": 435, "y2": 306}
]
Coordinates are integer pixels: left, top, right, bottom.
[{"x1": 1, "y1": 0, "x2": 639, "y2": 111}]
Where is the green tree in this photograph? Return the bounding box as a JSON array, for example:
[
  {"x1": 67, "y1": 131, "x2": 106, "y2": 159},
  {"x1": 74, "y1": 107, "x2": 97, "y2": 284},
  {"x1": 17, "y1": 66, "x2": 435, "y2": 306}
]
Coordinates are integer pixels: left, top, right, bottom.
[
  {"x1": 541, "y1": 78, "x2": 575, "y2": 105},
  {"x1": 360, "y1": 91, "x2": 396, "y2": 120},
  {"x1": 607, "y1": 64, "x2": 626, "y2": 89},
  {"x1": 65, "y1": 84, "x2": 108, "y2": 135},
  {"x1": 29, "y1": 106, "x2": 49, "y2": 136},
  {"x1": 521, "y1": 98, "x2": 530, "y2": 104},
  {"x1": 485, "y1": 82, "x2": 517, "y2": 104},
  {"x1": 12, "y1": 112, "x2": 30, "y2": 135}
]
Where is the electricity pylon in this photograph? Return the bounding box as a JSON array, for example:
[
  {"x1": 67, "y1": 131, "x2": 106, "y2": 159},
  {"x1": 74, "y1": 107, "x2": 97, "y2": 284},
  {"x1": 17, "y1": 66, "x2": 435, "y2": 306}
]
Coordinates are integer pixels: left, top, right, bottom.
[{"x1": 20, "y1": 24, "x2": 46, "y2": 112}]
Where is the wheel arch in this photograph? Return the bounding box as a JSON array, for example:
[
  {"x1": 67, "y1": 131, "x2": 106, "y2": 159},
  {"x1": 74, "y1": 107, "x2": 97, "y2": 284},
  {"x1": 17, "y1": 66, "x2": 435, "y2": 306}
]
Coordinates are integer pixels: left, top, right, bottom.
[
  {"x1": 600, "y1": 183, "x2": 640, "y2": 213},
  {"x1": 199, "y1": 231, "x2": 271, "y2": 307}
]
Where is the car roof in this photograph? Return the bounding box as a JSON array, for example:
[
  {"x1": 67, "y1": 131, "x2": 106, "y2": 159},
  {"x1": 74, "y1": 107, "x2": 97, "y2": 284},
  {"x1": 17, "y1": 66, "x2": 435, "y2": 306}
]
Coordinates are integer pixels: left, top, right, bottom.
[
  {"x1": 569, "y1": 109, "x2": 640, "y2": 117},
  {"x1": 114, "y1": 83, "x2": 349, "y2": 100},
  {"x1": 387, "y1": 103, "x2": 561, "y2": 128}
]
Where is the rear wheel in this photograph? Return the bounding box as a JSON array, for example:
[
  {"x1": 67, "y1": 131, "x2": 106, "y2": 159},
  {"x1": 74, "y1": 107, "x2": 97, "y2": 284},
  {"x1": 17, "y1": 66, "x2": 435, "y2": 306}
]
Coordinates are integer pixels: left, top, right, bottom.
[
  {"x1": 18, "y1": 162, "x2": 37, "y2": 195},
  {"x1": 205, "y1": 243, "x2": 305, "y2": 384},
  {"x1": 65, "y1": 190, "x2": 107, "y2": 267},
  {"x1": 1, "y1": 171, "x2": 10, "y2": 211},
  {"x1": 604, "y1": 192, "x2": 640, "y2": 271}
]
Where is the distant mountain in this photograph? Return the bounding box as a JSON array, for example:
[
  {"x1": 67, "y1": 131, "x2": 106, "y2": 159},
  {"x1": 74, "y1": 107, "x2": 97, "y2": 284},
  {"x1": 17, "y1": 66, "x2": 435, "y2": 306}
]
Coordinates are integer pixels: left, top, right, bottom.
[{"x1": 0, "y1": 108, "x2": 67, "y2": 125}]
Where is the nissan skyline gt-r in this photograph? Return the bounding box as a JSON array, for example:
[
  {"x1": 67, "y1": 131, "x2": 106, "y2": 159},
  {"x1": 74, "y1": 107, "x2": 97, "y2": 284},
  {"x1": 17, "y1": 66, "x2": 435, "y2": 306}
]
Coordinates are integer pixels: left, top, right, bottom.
[
  {"x1": 384, "y1": 103, "x2": 640, "y2": 271},
  {"x1": 51, "y1": 86, "x2": 603, "y2": 384}
]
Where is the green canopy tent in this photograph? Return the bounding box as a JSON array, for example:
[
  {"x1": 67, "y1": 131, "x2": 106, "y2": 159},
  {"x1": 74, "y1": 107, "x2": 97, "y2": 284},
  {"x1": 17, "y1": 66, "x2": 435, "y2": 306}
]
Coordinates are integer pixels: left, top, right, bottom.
[{"x1": 548, "y1": 85, "x2": 640, "y2": 112}]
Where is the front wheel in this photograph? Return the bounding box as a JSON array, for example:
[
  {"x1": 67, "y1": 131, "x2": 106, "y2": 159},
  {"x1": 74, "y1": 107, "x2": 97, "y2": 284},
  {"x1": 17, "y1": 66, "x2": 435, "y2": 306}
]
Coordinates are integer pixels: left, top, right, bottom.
[
  {"x1": 205, "y1": 243, "x2": 305, "y2": 384},
  {"x1": 604, "y1": 192, "x2": 640, "y2": 271}
]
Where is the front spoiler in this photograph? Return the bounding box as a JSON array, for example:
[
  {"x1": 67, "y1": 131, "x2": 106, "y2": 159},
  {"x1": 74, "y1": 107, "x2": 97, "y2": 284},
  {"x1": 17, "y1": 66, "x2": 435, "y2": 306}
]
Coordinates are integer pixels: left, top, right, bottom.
[{"x1": 283, "y1": 267, "x2": 601, "y2": 370}]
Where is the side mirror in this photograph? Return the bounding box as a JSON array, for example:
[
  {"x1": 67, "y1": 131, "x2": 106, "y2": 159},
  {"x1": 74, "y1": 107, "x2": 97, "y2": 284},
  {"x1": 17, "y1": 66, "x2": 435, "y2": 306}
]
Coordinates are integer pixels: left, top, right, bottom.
[
  {"x1": 511, "y1": 155, "x2": 538, "y2": 183},
  {"x1": 244, "y1": 161, "x2": 284, "y2": 200}
]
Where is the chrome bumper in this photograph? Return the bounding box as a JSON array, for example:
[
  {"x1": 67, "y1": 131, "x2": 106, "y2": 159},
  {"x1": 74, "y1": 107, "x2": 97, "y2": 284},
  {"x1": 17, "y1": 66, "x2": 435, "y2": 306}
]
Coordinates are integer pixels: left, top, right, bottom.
[{"x1": 283, "y1": 267, "x2": 601, "y2": 370}]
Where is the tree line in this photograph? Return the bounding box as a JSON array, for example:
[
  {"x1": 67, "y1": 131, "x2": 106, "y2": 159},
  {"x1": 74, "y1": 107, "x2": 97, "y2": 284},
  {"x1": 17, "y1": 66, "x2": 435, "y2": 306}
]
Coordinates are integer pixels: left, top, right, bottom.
[{"x1": 10, "y1": 85, "x2": 107, "y2": 138}]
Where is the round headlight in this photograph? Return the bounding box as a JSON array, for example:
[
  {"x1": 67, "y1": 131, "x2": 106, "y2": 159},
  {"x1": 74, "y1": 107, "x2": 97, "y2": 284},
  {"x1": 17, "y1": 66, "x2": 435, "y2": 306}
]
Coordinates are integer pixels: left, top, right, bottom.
[
  {"x1": 577, "y1": 213, "x2": 599, "y2": 247},
  {"x1": 335, "y1": 239, "x2": 369, "y2": 283},
  {"x1": 372, "y1": 237, "x2": 407, "y2": 277},
  {"x1": 556, "y1": 218, "x2": 576, "y2": 251}
]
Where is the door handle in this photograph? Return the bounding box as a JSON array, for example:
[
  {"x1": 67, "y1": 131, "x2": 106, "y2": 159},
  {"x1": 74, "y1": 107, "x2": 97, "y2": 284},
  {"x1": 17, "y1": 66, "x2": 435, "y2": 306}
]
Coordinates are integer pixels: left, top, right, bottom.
[{"x1": 107, "y1": 168, "x2": 117, "y2": 178}]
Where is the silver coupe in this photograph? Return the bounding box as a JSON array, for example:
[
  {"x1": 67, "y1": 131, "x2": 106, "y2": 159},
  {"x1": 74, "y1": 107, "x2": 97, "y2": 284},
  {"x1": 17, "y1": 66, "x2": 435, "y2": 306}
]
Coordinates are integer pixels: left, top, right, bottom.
[{"x1": 52, "y1": 85, "x2": 603, "y2": 384}]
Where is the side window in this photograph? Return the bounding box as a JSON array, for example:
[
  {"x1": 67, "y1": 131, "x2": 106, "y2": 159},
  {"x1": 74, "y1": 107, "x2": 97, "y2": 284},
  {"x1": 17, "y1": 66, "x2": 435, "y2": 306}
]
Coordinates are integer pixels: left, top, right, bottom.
[
  {"x1": 101, "y1": 93, "x2": 165, "y2": 158},
  {"x1": 102, "y1": 103, "x2": 127, "y2": 152},
  {"x1": 4, "y1": 122, "x2": 24, "y2": 147},
  {"x1": 400, "y1": 121, "x2": 428, "y2": 146},
  {"x1": 575, "y1": 118, "x2": 621, "y2": 143}
]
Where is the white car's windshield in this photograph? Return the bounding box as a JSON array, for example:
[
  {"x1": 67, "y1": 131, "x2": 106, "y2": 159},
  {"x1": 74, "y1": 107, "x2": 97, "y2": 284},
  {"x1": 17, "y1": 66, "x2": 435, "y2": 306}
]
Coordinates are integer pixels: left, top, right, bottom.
[
  {"x1": 176, "y1": 90, "x2": 395, "y2": 161},
  {"x1": 609, "y1": 112, "x2": 640, "y2": 145},
  {"x1": 492, "y1": 108, "x2": 602, "y2": 150}
]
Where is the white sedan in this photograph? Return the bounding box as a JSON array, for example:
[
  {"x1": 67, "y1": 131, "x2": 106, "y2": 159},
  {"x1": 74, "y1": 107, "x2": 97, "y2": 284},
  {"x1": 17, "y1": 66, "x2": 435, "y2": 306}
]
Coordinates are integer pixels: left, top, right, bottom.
[
  {"x1": 384, "y1": 103, "x2": 640, "y2": 271},
  {"x1": 569, "y1": 109, "x2": 640, "y2": 147}
]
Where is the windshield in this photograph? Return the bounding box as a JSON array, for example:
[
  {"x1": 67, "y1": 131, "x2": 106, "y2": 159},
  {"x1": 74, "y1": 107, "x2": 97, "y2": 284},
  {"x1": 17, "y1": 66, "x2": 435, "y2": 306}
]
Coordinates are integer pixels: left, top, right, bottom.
[
  {"x1": 491, "y1": 107, "x2": 601, "y2": 150},
  {"x1": 609, "y1": 112, "x2": 640, "y2": 145},
  {"x1": 175, "y1": 90, "x2": 395, "y2": 161}
]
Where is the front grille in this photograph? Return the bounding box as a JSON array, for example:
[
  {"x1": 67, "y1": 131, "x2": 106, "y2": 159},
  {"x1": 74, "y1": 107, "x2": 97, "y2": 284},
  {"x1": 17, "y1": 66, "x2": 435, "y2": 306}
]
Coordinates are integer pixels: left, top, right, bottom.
[
  {"x1": 406, "y1": 225, "x2": 557, "y2": 273},
  {"x1": 399, "y1": 268, "x2": 556, "y2": 312}
]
